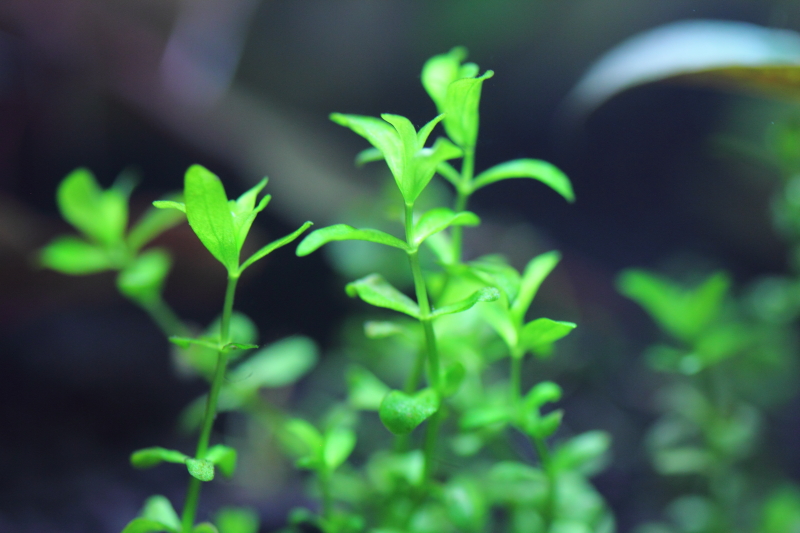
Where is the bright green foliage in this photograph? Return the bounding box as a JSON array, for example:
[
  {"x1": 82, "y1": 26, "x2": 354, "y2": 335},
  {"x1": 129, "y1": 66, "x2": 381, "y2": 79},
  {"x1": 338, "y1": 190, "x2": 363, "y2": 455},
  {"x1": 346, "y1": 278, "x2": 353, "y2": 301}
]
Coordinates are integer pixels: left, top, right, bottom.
[{"x1": 379, "y1": 388, "x2": 440, "y2": 435}]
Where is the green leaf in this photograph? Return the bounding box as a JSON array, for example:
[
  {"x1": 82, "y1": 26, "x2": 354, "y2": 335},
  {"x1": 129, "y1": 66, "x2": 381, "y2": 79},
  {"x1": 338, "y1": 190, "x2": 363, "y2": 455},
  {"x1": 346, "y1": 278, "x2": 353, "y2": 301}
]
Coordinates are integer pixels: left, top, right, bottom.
[
  {"x1": 121, "y1": 518, "x2": 177, "y2": 533},
  {"x1": 412, "y1": 208, "x2": 480, "y2": 247},
  {"x1": 169, "y1": 336, "x2": 220, "y2": 351},
  {"x1": 511, "y1": 251, "x2": 561, "y2": 323},
  {"x1": 617, "y1": 269, "x2": 730, "y2": 342},
  {"x1": 379, "y1": 388, "x2": 440, "y2": 435},
  {"x1": 330, "y1": 113, "x2": 406, "y2": 188},
  {"x1": 57, "y1": 168, "x2": 128, "y2": 246},
  {"x1": 186, "y1": 458, "x2": 215, "y2": 481},
  {"x1": 467, "y1": 255, "x2": 522, "y2": 302},
  {"x1": 436, "y1": 161, "x2": 462, "y2": 188},
  {"x1": 39, "y1": 236, "x2": 114, "y2": 274},
  {"x1": 347, "y1": 365, "x2": 391, "y2": 410},
  {"x1": 460, "y1": 405, "x2": 510, "y2": 431},
  {"x1": 524, "y1": 381, "x2": 563, "y2": 410},
  {"x1": 141, "y1": 495, "x2": 181, "y2": 532},
  {"x1": 443, "y1": 70, "x2": 494, "y2": 148},
  {"x1": 414, "y1": 113, "x2": 447, "y2": 151},
  {"x1": 129, "y1": 201, "x2": 186, "y2": 251},
  {"x1": 552, "y1": 431, "x2": 611, "y2": 475},
  {"x1": 228, "y1": 336, "x2": 318, "y2": 390},
  {"x1": 410, "y1": 136, "x2": 462, "y2": 204},
  {"x1": 192, "y1": 523, "x2": 218, "y2": 533},
  {"x1": 346, "y1": 274, "x2": 420, "y2": 318},
  {"x1": 472, "y1": 159, "x2": 575, "y2": 203},
  {"x1": 519, "y1": 318, "x2": 576, "y2": 357},
  {"x1": 441, "y1": 361, "x2": 466, "y2": 397},
  {"x1": 363, "y1": 320, "x2": 410, "y2": 339},
  {"x1": 239, "y1": 220, "x2": 313, "y2": 273},
  {"x1": 281, "y1": 418, "x2": 323, "y2": 468},
  {"x1": 215, "y1": 507, "x2": 260, "y2": 533},
  {"x1": 116, "y1": 248, "x2": 172, "y2": 303},
  {"x1": 230, "y1": 178, "x2": 269, "y2": 251},
  {"x1": 760, "y1": 485, "x2": 800, "y2": 533},
  {"x1": 152, "y1": 200, "x2": 186, "y2": 213},
  {"x1": 480, "y1": 298, "x2": 518, "y2": 352},
  {"x1": 183, "y1": 165, "x2": 239, "y2": 272},
  {"x1": 354, "y1": 147, "x2": 384, "y2": 166},
  {"x1": 430, "y1": 287, "x2": 500, "y2": 320},
  {"x1": 323, "y1": 427, "x2": 357, "y2": 470},
  {"x1": 421, "y1": 46, "x2": 474, "y2": 112},
  {"x1": 296, "y1": 224, "x2": 408, "y2": 256},
  {"x1": 131, "y1": 447, "x2": 189, "y2": 469},
  {"x1": 530, "y1": 409, "x2": 563, "y2": 439},
  {"x1": 205, "y1": 445, "x2": 237, "y2": 478}
]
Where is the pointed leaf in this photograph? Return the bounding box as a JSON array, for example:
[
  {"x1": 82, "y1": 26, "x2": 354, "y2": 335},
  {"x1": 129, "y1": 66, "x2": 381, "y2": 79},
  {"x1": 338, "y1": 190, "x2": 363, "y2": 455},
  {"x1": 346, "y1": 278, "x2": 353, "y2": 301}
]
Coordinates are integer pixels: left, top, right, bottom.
[
  {"x1": 239, "y1": 220, "x2": 313, "y2": 272},
  {"x1": 205, "y1": 445, "x2": 237, "y2": 478},
  {"x1": 430, "y1": 287, "x2": 500, "y2": 320},
  {"x1": 346, "y1": 274, "x2": 420, "y2": 318},
  {"x1": 183, "y1": 165, "x2": 239, "y2": 272},
  {"x1": 296, "y1": 224, "x2": 406, "y2": 257},
  {"x1": 57, "y1": 168, "x2": 128, "y2": 246},
  {"x1": 121, "y1": 518, "x2": 177, "y2": 533},
  {"x1": 413, "y1": 208, "x2": 480, "y2": 247},
  {"x1": 186, "y1": 458, "x2": 214, "y2": 481},
  {"x1": 519, "y1": 318, "x2": 576, "y2": 357},
  {"x1": 228, "y1": 336, "x2": 318, "y2": 390},
  {"x1": 215, "y1": 507, "x2": 260, "y2": 533},
  {"x1": 39, "y1": 236, "x2": 114, "y2": 274},
  {"x1": 422, "y1": 46, "x2": 471, "y2": 112},
  {"x1": 472, "y1": 159, "x2": 575, "y2": 203},
  {"x1": 442, "y1": 361, "x2": 466, "y2": 397},
  {"x1": 528, "y1": 409, "x2": 563, "y2": 439},
  {"x1": 480, "y1": 298, "x2": 518, "y2": 352},
  {"x1": 230, "y1": 178, "x2": 269, "y2": 250},
  {"x1": 323, "y1": 427, "x2": 357, "y2": 470},
  {"x1": 330, "y1": 113, "x2": 405, "y2": 186},
  {"x1": 410, "y1": 137, "x2": 463, "y2": 203},
  {"x1": 116, "y1": 248, "x2": 171, "y2": 303},
  {"x1": 347, "y1": 365, "x2": 391, "y2": 410},
  {"x1": 379, "y1": 388, "x2": 440, "y2": 435},
  {"x1": 140, "y1": 495, "x2": 181, "y2": 532},
  {"x1": 415, "y1": 113, "x2": 446, "y2": 151},
  {"x1": 511, "y1": 251, "x2": 561, "y2": 323},
  {"x1": 129, "y1": 202, "x2": 186, "y2": 251},
  {"x1": 281, "y1": 418, "x2": 323, "y2": 469},
  {"x1": 444, "y1": 71, "x2": 494, "y2": 148},
  {"x1": 436, "y1": 161, "x2": 462, "y2": 188},
  {"x1": 131, "y1": 447, "x2": 189, "y2": 469},
  {"x1": 152, "y1": 200, "x2": 186, "y2": 213},
  {"x1": 355, "y1": 147, "x2": 384, "y2": 166}
]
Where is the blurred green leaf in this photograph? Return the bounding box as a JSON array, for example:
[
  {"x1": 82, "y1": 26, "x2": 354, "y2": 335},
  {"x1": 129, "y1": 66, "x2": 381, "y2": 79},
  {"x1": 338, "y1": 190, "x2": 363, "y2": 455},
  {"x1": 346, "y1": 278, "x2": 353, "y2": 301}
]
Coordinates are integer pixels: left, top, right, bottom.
[
  {"x1": 379, "y1": 388, "x2": 440, "y2": 435},
  {"x1": 323, "y1": 427, "x2": 357, "y2": 470},
  {"x1": 552, "y1": 431, "x2": 611, "y2": 476},
  {"x1": 117, "y1": 248, "x2": 171, "y2": 303},
  {"x1": 192, "y1": 523, "x2": 218, "y2": 533},
  {"x1": 129, "y1": 201, "x2": 185, "y2": 252},
  {"x1": 430, "y1": 287, "x2": 500, "y2": 320},
  {"x1": 121, "y1": 518, "x2": 177, "y2": 533},
  {"x1": 204, "y1": 445, "x2": 237, "y2": 478},
  {"x1": 39, "y1": 236, "x2": 114, "y2": 274},
  {"x1": 130, "y1": 447, "x2": 189, "y2": 469},
  {"x1": 215, "y1": 507, "x2": 260, "y2": 533},
  {"x1": 472, "y1": 159, "x2": 575, "y2": 203},
  {"x1": 141, "y1": 495, "x2": 181, "y2": 532},
  {"x1": 512, "y1": 251, "x2": 562, "y2": 324},
  {"x1": 57, "y1": 168, "x2": 128, "y2": 246},
  {"x1": 296, "y1": 224, "x2": 408, "y2": 256},
  {"x1": 282, "y1": 418, "x2": 323, "y2": 469},
  {"x1": 347, "y1": 365, "x2": 391, "y2": 410},
  {"x1": 186, "y1": 458, "x2": 214, "y2": 482},
  {"x1": 760, "y1": 485, "x2": 800, "y2": 533},
  {"x1": 346, "y1": 274, "x2": 420, "y2": 318},
  {"x1": 520, "y1": 318, "x2": 576, "y2": 357},
  {"x1": 412, "y1": 207, "x2": 480, "y2": 247},
  {"x1": 239, "y1": 221, "x2": 312, "y2": 273},
  {"x1": 422, "y1": 46, "x2": 476, "y2": 113},
  {"x1": 228, "y1": 336, "x2": 318, "y2": 390}
]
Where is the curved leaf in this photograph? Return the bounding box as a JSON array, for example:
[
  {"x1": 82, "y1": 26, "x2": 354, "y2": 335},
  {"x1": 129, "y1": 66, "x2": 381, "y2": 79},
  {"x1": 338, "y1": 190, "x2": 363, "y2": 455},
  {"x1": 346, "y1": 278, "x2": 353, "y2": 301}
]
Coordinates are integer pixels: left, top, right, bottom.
[
  {"x1": 330, "y1": 113, "x2": 405, "y2": 185},
  {"x1": 131, "y1": 447, "x2": 189, "y2": 469},
  {"x1": 345, "y1": 274, "x2": 420, "y2": 318},
  {"x1": 116, "y1": 248, "x2": 171, "y2": 303},
  {"x1": 57, "y1": 167, "x2": 128, "y2": 246},
  {"x1": 186, "y1": 458, "x2": 214, "y2": 482},
  {"x1": 444, "y1": 71, "x2": 494, "y2": 148},
  {"x1": 121, "y1": 518, "x2": 177, "y2": 533},
  {"x1": 239, "y1": 220, "x2": 312, "y2": 273},
  {"x1": 184, "y1": 165, "x2": 238, "y2": 272},
  {"x1": 519, "y1": 318, "x2": 577, "y2": 357},
  {"x1": 472, "y1": 159, "x2": 574, "y2": 203},
  {"x1": 228, "y1": 336, "x2": 318, "y2": 390},
  {"x1": 296, "y1": 224, "x2": 408, "y2": 256},
  {"x1": 323, "y1": 427, "x2": 357, "y2": 470},
  {"x1": 205, "y1": 444, "x2": 237, "y2": 478},
  {"x1": 379, "y1": 388, "x2": 440, "y2": 435},
  {"x1": 422, "y1": 46, "x2": 472, "y2": 112},
  {"x1": 511, "y1": 251, "x2": 562, "y2": 323},
  {"x1": 413, "y1": 208, "x2": 480, "y2": 247},
  {"x1": 129, "y1": 201, "x2": 185, "y2": 252},
  {"x1": 140, "y1": 495, "x2": 181, "y2": 532},
  {"x1": 430, "y1": 287, "x2": 500, "y2": 320},
  {"x1": 39, "y1": 236, "x2": 114, "y2": 274}
]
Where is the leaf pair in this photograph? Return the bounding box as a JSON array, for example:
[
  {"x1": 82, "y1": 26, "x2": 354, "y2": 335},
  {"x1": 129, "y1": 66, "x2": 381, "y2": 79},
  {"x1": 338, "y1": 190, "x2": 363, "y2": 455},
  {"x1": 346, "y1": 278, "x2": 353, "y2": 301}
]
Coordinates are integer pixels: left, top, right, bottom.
[
  {"x1": 281, "y1": 418, "x2": 356, "y2": 473},
  {"x1": 155, "y1": 165, "x2": 312, "y2": 277},
  {"x1": 131, "y1": 444, "x2": 237, "y2": 482}
]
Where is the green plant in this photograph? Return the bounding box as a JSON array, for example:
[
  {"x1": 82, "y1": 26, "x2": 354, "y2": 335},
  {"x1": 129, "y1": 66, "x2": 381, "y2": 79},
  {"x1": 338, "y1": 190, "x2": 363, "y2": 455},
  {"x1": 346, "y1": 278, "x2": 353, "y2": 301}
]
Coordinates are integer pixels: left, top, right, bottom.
[{"x1": 39, "y1": 47, "x2": 613, "y2": 533}]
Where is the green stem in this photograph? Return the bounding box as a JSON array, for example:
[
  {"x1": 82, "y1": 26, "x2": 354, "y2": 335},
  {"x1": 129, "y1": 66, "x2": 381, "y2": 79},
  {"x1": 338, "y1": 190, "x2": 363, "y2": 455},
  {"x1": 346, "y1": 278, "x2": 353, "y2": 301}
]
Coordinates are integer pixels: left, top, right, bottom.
[
  {"x1": 449, "y1": 145, "x2": 475, "y2": 262},
  {"x1": 140, "y1": 295, "x2": 191, "y2": 338},
  {"x1": 180, "y1": 274, "x2": 239, "y2": 533},
  {"x1": 510, "y1": 352, "x2": 523, "y2": 409},
  {"x1": 532, "y1": 434, "x2": 557, "y2": 526}
]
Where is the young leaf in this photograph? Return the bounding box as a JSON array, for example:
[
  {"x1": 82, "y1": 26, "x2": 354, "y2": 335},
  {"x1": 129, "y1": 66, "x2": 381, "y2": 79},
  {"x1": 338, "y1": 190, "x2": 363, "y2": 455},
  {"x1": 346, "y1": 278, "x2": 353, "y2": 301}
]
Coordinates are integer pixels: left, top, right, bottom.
[
  {"x1": 430, "y1": 287, "x2": 500, "y2": 320},
  {"x1": 330, "y1": 113, "x2": 406, "y2": 187},
  {"x1": 121, "y1": 518, "x2": 177, "y2": 533},
  {"x1": 152, "y1": 200, "x2": 186, "y2": 213},
  {"x1": 347, "y1": 365, "x2": 391, "y2": 410},
  {"x1": 472, "y1": 159, "x2": 575, "y2": 203},
  {"x1": 192, "y1": 523, "x2": 218, "y2": 533},
  {"x1": 441, "y1": 361, "x2": 466, "y2": 397},
  {"x1": 421, "y1": 46, "x2": 474, "y2": 112},
  {"x1": 183, "y1": 165, "x2": 239, "y2": 272},
  {"x1": 141, "y1": 495, "x2": 181, "y2": 532},
  {"x1": 345, "y1": 274, "x2": 421, "y2": 319},
  {"x1": 552, "y1": 431, "x2": 611, "y2": 475},
  {"x1": 131, "y1": 447, "x2": 189, "y2": 469},
  {"x1": 511, "y1": 251, "x2": 561, "y2": 323},
  {"x1": 530, "y1": 409, "x2": 563, "y2": 439},
  {"x1": 227, "y1": 336, "x2": 318, "y2": 390},
  {"x1": 443, "y1": 70, "x2": 494, "y2": 149},
  {"x1": 116, "y1": 248, "x2": 171, "y2": 303},
  {"x1": 215, "y1": 507, "x2": 260, "y2": 533},
  {"x1": 412, "y1": 208, "x2": 480, "y2": 247},
  {"x1": 128, "y1": 202, "x2": 186, "y2": 252},
  {"x1": 39, "y1": 236, "x2": 114, "y2": 274},
  {"x1": 186, "y1": 458, "x2": 215, "y2": 482},
  {"x1": 363, "y1": 320, "x2": 411, "y2": 339},
  {"x1": 355, "y1": 147, "x2": 384, "y2": 166},
  {"x1": 519, "y1": 318, "x2": 576, "y2": 357},
  {"x1": 238, "y1": 220, "x2": 313, "y2": 273},
  {"x1": 379, "y1": 388, "x2": 440, "y2": 435},
  {"x1": 296, "y1": 224, "x2": 407, "y2": 258},
  {"x1": 409, "y1": 137, "x2": 463, "y2": 204},
  {"x1": 205, "y1": 444, "x2": 237, "y2": 478},
  {"x1": 323, "y1": 427, "x2": 357, "y2": 470},
  {"x1": 281, "y1": 418, "x2": 323, "y2": 467},
  {"x1": 57, "y1": 168, "x2": 128, "y2": 246},
  {"x1": 524, "y1": 381, "x2": 563, "y2": 410}
]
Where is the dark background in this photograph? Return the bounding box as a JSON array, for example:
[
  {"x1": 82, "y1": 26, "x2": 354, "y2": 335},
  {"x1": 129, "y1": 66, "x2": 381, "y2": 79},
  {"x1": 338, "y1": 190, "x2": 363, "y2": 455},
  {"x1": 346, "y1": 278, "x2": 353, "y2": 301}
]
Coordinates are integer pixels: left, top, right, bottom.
[{"x1": 2, "y1": 1, "x2": 800, "y2": 532}]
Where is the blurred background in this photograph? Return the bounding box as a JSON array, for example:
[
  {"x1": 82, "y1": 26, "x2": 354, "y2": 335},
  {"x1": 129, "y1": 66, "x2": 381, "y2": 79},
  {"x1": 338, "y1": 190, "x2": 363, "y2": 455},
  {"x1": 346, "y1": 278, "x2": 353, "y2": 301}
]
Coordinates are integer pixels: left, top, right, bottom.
[{"x1": 3, "y1": 1, "x2": 800, "y2": 532}]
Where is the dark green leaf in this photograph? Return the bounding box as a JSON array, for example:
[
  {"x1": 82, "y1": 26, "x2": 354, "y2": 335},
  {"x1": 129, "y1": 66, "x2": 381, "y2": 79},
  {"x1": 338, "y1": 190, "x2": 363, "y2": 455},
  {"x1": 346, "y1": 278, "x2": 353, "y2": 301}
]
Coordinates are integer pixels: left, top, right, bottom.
[
  {"x1": 129, "y1": 201, "x2": 185, "y2": 251},
  {"x1": 529, "y1": 409, "x2": 563, "y2": 439},
  {"x1": 228, "y1": 336, "x2": 318, "y2": 390},
  {"x1": 347, "y1": 365, "x2": 391, "y2": 410},
  {"x1": 323, "y1": 427, "x2": 357, "y2": 470},
  {"x1": 215, "y1": 507, "x2": 260, "y2": 533},
  {"x1": 131, "y1": 447, "x2": 189, "y2": 469},
  {"x1": 346, "y1": 274, "x2": 420, "y2": 318},
  {"x1": 117, "y1": 248, "x2": 171, "y2": 303},
  {"x1": 296, "y1": 224, "x2": 407, "y2": 256},
  {"x1": 511, "y1": 251, "x2": 561, "y2": 323},
  {"x1": 519, "y1": 318, "x2": 576, "y2": 357},
  {"x1": 183, "y1": 165, "x2": 239, "y2": 272},
  {"x1": 443, "y1": 71, "x2": 494, "y2": 148},
  {"x1": 472, "y1": 159, "x2": 574, "y2": 203},
  {"x1": 205, "y1": 445, "x2": 237, "y2": 478},
  {"x1": 39, "y1": 236, "x2": 114, "y2": 274},
  {"x1": 57, "y1": 168, "x2": 128, "y2": 246},
  {"x1": 186, "y1": 458, "x2": 214, "y2": 481},
  {"x1": 413, "y1": 208, "x2": 480, "y2": 247},
  {"x1": 379, "y1": 389, "x2": 440, "y2": 435},
  {"x1": 430, "y1": 287, "x2": 500, "y2": 319}
]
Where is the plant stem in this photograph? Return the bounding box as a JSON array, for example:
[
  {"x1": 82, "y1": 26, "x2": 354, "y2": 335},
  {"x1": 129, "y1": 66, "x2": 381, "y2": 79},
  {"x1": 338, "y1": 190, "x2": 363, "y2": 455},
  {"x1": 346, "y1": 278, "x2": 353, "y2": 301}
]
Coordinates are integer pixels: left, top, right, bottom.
[
  {"x1": 510, "y1": 352, "x2": 523, "y2": 409},
  {"x1": 180, "y1": 273, "x2": 239, "y2": 533},
  {"x1": 449, "y1": 145, "x2": 474, "y2": 262},
  {"x1": 140, "y1": 295, "x2": 191, "y2": 338},
  {"x1": 532, "y1": 434, "x2": 557, "y2": 528}
]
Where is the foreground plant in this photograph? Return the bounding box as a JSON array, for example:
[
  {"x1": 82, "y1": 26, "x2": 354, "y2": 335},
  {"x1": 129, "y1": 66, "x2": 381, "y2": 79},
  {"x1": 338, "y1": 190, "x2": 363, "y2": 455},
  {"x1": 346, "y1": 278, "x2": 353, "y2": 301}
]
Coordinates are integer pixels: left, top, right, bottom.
[{"x1": 293, "y1": 46, "x2": 613, "y2": 533}]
